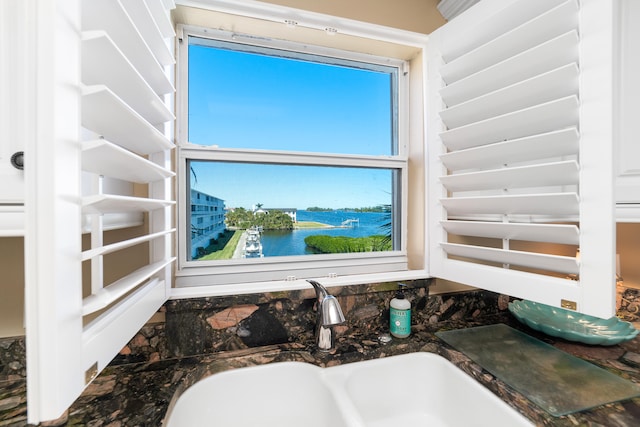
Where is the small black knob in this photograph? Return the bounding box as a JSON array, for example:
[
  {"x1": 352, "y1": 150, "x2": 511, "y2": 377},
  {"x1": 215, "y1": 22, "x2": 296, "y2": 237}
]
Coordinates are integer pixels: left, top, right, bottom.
[{"x1": 10, "y1": 151, "x2": 23, "y2": 170}]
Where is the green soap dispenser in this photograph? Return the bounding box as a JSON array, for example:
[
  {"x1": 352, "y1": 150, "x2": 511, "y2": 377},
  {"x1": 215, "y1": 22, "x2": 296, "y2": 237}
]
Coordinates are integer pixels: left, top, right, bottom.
[{"x1": 390, "y1": 283, "x2": 411, "y2": 338}]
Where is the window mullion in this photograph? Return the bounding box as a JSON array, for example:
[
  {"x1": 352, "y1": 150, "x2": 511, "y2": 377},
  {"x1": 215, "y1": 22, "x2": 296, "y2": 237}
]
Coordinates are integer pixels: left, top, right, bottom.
[{"x1": 180, "y1": 146, "x2": 406, "y2": 169}]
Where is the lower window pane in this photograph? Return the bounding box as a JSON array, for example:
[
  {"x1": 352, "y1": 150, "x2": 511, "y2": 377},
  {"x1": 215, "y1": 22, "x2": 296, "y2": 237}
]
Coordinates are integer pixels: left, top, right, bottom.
[{"x1": 188, "y1": 161, "x2": 397, "y2": 261}]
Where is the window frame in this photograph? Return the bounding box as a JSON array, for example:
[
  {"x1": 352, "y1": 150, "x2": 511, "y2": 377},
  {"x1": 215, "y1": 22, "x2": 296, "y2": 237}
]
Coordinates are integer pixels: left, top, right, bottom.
[{"x1": 174, "y1": 20, "x2": 427, "y2": 291}]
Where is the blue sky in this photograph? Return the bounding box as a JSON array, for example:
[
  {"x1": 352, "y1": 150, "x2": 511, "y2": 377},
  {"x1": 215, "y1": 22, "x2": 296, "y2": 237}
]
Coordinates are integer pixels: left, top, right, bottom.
[
  {"x1": 188, "y1": 41, "x2": 395, "y2": 209},
  {"x1": 190, "y1": 161, "x2": 393, "y2": 210}
]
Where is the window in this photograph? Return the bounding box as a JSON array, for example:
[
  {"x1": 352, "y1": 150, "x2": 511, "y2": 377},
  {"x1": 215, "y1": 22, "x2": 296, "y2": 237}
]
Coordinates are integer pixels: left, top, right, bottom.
[
  {"x1": 188, "y1": 160, "x2": 398, "y2": 259},
  {"x1": 176, "y1": 19, "x2": 425, "y2": 288}
]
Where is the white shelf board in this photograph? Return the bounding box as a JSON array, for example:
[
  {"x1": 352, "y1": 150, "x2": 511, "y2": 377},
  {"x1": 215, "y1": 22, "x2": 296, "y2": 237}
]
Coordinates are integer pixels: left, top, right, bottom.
[
  {"x1": 82, "y1": 139, "x2": 174, "y2": 183},
  {"x1": 81, "y1": 277, "x2": 168, "y2": 386},
  {"x1": 82, "y1": 85, "x2": 174, "y2": 155},
  {"x1": 82, "y1": 0, "x2": 174, "y2": 95},
  {"x1": 82, "y1": 212, "x2": 145, "y2": 234},
  {"x1": 440, "y1": 63, "x2": 578, "y2": 129},
  {"x1": 440, "y1": 128, "x2": 579, "y2": 172},
  {"x1": 440, "y1": 0, "x2": 568, "y2": 63},
  {"x1": 440, "y1": 0, "x2": 578, "y2": 83},
  {"x1": 441, "y1": 242, "x2": 579, "y2": 275},
  {"x1": 82, "y1": 194, "x2": 175, "y2": 215},
  {"x1": 440, "y1": 220, "x2": 580, "y2": 245},
  {"x1": 82, "y1": 257, "x2": 174, "y2": 316},
  {"x1": 82, "y1": 31, "x2": 174, "y2": 126},
  {"x1": 440, "y1": 96, "x2": 579, "y2": 151},
  {"x1": 145, "y1": 0, "x2": 175, "y2": 38},
  {"x1": 440, "y1": 30, "x2": 579, "y2": 107},
  {"x1": 440, "y1": 193, "x2": 579, "y2": 216},
  {"x1": 120, "y1": 0, "x2": 174, "y2": 66},
  {"x1": 82, "y1": 229, "x2": 175, "y2": 261},
  {"x1": 440, "y1": 160, "x2": 579, "y2": 192}
]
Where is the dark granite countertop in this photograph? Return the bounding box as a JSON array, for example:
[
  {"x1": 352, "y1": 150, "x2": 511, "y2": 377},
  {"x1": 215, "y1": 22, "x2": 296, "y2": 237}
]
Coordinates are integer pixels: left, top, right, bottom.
[
  {"x1": 9, "y1": 313, "x2": 638, "y2": 427},
  {"x1": 4, "y1": 284, "x2": 640, "y2": 427}
]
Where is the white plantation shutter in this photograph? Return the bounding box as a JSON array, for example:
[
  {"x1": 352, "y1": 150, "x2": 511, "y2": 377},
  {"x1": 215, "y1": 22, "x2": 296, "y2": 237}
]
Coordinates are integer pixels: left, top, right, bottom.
[
  {"x1": 25, "y1": 0, "x2": 176, "y2": 423},
  {"x1": 427, "y1": 0, "x2": 617, "y2": 318}
]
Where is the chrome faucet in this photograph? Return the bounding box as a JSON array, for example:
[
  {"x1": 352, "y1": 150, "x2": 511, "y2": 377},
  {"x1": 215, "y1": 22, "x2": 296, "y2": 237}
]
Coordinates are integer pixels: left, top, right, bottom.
[{"x1": 307, "y1": 279, "x2": 346, "y2": 352}]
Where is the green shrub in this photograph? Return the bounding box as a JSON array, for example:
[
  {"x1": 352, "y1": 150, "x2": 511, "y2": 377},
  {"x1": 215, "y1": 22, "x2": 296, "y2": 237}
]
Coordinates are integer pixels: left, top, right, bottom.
[{"x1": 304, "y1": 234, "x2": 391, "y2": 253}]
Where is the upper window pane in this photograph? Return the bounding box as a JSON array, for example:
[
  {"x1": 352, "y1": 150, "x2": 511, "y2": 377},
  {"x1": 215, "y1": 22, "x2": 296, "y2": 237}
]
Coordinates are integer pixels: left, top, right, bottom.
[{"x1": 188, "y1": 37, "x2": 397, "y2": 156}]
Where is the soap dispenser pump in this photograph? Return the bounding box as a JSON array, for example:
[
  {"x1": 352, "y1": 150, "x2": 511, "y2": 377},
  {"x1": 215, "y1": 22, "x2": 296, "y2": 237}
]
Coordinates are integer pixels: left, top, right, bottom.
[{"x1": 390, "y1": 283, "x2": 411, "y2": 338}]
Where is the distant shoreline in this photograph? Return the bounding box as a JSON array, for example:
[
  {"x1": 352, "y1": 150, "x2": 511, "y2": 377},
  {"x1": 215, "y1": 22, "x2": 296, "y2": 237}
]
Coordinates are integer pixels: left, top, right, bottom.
[
  {"x1": 294, "y1": 221, "x2": 333, "y2": 229},
  {"x1": 294, "y1": 221, "x2": 354, "y2": 230},
  {"x1": 228, "y1": 221, "x2": 352, "y2": 231}
]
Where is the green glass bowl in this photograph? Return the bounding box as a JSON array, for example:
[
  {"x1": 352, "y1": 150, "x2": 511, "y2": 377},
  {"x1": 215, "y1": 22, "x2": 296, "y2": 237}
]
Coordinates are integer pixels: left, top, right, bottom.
[{"x1": 508, "y1": 300, "x2": 638, "y2": 346}]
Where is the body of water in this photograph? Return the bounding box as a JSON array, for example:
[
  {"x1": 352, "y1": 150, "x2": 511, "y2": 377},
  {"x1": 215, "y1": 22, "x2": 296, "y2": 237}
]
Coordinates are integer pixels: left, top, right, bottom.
[{"x1": 261, "y1": 210, "x2": 389, "y2": 257}]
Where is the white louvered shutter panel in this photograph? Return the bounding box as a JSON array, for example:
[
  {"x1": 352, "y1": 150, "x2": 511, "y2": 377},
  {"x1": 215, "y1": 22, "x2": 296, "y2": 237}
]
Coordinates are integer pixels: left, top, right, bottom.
[
  {"x1": 25, "y1": 0, "x2": 176, "y2": 423},
  {"x1": 426, "y1": 0, "x2": 616, "y2": 318}
]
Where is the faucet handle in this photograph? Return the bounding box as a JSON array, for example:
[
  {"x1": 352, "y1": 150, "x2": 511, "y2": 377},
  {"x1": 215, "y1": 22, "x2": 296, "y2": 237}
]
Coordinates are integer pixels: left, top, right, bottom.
[
  {"x1": 307, "y1": 279, "x2": 345, "y2": 325},
  {"x1": 321, "y1": 294, "x2": 345, "y2": 326}
]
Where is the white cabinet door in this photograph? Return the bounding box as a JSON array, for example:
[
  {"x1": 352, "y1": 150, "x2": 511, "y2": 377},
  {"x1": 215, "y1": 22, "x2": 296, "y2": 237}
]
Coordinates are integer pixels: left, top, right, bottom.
[
  {"x1": 0, "y1": 0, "x2": 29, "y2": 235},
  {"x1": 0, "y1": 0, "x2": 27, "y2": 204},
  {"x1": 427, "y1": 0, "x2": 617, "y2": 319},
  {"x1": 616, "y1": 0, "x2": 640, "y2": 208}
]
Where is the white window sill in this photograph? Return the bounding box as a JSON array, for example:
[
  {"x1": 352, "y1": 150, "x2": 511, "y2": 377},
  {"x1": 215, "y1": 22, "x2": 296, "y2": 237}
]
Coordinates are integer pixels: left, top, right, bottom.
[{"x1": 169, "y1": 269, "x2": 430, "y2": 299}]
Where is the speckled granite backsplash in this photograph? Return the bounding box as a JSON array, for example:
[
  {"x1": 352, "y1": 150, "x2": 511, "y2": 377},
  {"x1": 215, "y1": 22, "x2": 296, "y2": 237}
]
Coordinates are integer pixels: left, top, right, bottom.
[
  {"x1": 119, "y1": 279, "x2": 453, "y2": 363},
  {"x1": 113, "y1": 278, "x2": 518, "y2": 364},
  {"x1": 162, "y1": 280, "x2": 436, "y2": 359}
]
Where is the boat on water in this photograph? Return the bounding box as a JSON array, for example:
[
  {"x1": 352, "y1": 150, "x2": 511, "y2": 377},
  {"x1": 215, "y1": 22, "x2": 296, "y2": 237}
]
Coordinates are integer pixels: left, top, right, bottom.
[{"x1": 243, "y1": 226, "x2": 264, "y2": 258}]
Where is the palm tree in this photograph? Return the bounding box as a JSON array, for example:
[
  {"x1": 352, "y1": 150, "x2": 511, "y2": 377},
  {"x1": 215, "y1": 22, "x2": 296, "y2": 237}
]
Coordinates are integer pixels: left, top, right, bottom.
[
  {"x1": 377, "y1": 204, "x2": 393, "y2": 251},
  {"x1": 190, "y1": 164, "x2": 198, "y2": 185}
]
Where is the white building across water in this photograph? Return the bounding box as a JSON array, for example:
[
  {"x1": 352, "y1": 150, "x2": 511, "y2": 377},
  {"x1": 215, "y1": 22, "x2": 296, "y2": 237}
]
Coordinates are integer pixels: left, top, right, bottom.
[
  {"x1": 190, "y1": 189, "x2": 226, "y2": 258},
  {"x1": 263, "y1": 208, "x2": 297, "y2": 223}
]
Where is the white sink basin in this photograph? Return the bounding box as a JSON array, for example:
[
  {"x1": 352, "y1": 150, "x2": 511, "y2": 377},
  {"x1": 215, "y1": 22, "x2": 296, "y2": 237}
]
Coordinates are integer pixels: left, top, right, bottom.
[
  {"x1": 165, "y1": 352, "x2": 533, "y2": 427},
  {"x1": 166, "y1": 361, "x2": 349, "y2": 427}
]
